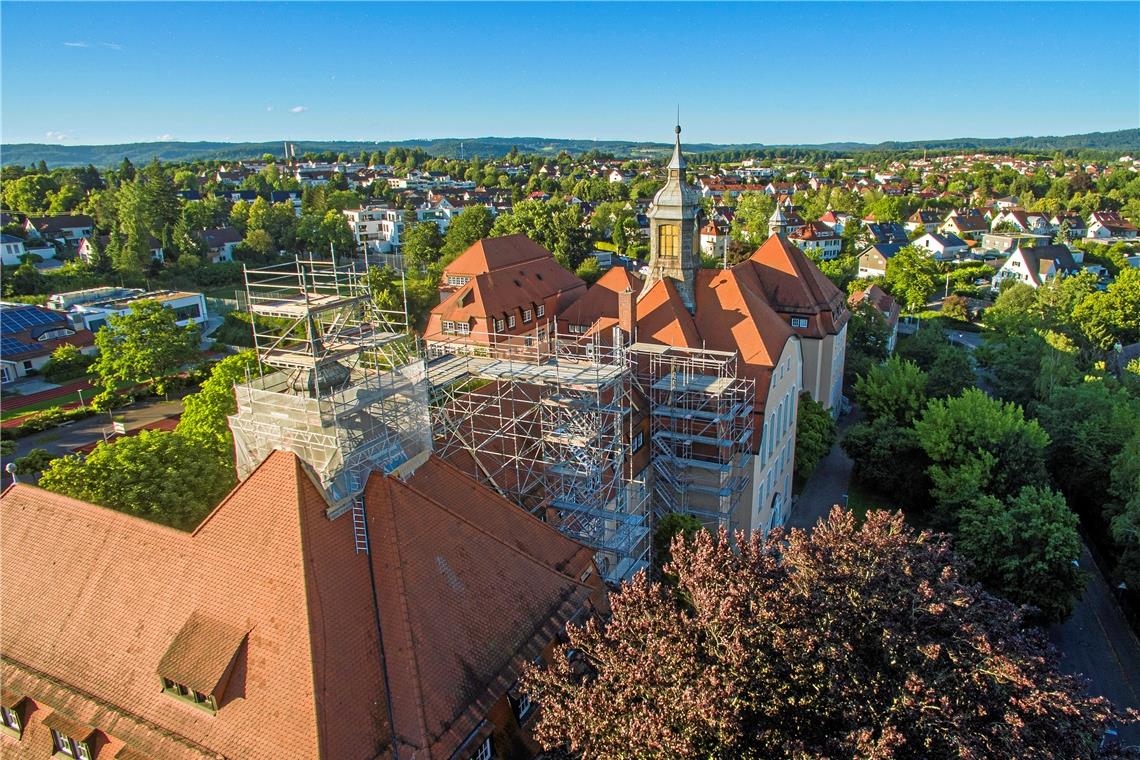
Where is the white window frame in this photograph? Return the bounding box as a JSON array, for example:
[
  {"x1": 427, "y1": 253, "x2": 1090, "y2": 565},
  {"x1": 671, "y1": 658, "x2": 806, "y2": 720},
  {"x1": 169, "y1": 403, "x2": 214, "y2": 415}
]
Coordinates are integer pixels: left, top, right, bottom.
[
  {"x1": 523, "y1": 308, "x2": 533, "y2": 323},
  {"x1": 790, "y1": 316, "x2": 809, "y2": 329},
  {"x1": 495, "y1": 318, "x2": 505, "y2": 332},
  {"x1": 536, "y1": 304, "x2": 545, "y2": 318},
  {"x1": 508, "y1": 315, "x2": 516, "y2": 329},
  {"x1": 1, "y1": 706, "x2": 20, "y2": 732},
  {"x1": 472, "y1": 737, "x2": 492, "y2": 760},
  {"x1": 632, "y1": 431, "x2": 645, "y2": 452}
]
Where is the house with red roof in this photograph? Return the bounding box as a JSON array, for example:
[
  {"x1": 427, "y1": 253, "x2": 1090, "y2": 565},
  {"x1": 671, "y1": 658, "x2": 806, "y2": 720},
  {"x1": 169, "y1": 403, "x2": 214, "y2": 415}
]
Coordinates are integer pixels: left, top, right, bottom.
[
  {"x1": 849, "y1": 284, "x2": 901, "y2": 353},
  {"x1": 425, "y1": 234, "x2": 587, "y2": 350},
  {"x1": 1, "y1": 450, "x2": 605, "y2": 760}
]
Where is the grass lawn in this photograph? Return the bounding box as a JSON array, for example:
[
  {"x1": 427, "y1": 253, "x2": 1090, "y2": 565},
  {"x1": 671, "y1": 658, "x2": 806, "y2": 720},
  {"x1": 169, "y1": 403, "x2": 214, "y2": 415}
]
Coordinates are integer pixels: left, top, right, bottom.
[
  {"x1": 845, "y1": 479, "x2": 898, "y2": 522},
  {"x1": 203, "y1": 285, "x2": 242, "y2": 301}
]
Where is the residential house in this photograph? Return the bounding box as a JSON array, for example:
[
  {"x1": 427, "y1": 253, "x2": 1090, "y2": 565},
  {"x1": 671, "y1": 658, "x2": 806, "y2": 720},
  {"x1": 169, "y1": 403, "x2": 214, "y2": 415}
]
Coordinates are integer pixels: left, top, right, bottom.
[
  {"x1": 77, "y1": 234, "x2": 164, "y2": 265},
  {"x1": 1050, "y1": 212, "x2": 1087, "y2": 238},
  {"x1": 64, "y1": 289, "x2": 209, "y2": 333},
  {"x1": 818, "y1": 210, "x2": 854, "y2": 235},
  {"x1": 0, "y1": 450, "x2": 607, "y2": 760},
  {"x1": 200, "y1": 227, "x2": 243, "y2": 263},
  {"x1": 849, "y1": 284, "x2": 900, "y2": 353},
  {"x1": 0, "y1": 302, "x2": 95, "y2": 384},
  {"x1": 788, "y1": 221, "x2": 842, "y2": 260},
  {"x1": 863, "y1": 221, "x2": 910, "y2": 245},
  {"x1": 343, "y1": 207, "x2": 406, "y2": 255},
  {"x1": 994, "y1": 243, "x2": 1082, "y2": 288},
  {"x1": 425, "y1": 234, "x2": 587, "y2": 348},
  {"x1": 912, "y1": 231, "x2": 969, "y2": 261},
  {"x1": 608, "y1": 168, "x2": 634, "y2": 184},
  {"x1": 940, "y1": 208, "x2": 989, "y2": 240},
  {"x1": 23, "y1": 214, "x2": 95, "y2": 245},
  {"x1": 905, "y1": 209, "x2": 943, "y2": 235},
  {"x1": 0, "y1": 234, "x2": 54, "y2": 266},
  {"x1": 699, "y1": 219, "x2": 728, "y2": 261},
  {"x1": 856, "y1": 243, "x2": 905, "y2": 279},
  {"x1": 1087, "y1": 211, "x2": 1139, "y2": 239},
  {"x1": 990, "y1": 208, "x2": 1053, "y2": 235}
]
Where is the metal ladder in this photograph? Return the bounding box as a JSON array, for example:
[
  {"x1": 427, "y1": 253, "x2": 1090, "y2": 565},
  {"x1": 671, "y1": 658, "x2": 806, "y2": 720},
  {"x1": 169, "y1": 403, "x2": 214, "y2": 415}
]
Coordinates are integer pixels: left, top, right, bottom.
[{"x1": 346, "y1": 469, "x2": 370, "y2": 554}]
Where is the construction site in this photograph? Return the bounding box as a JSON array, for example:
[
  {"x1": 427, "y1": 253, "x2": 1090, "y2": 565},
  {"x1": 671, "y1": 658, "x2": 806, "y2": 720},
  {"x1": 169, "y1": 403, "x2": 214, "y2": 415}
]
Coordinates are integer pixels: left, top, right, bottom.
[{"x1": 228, "y1": 258, "x2": 758, "y2": 584}]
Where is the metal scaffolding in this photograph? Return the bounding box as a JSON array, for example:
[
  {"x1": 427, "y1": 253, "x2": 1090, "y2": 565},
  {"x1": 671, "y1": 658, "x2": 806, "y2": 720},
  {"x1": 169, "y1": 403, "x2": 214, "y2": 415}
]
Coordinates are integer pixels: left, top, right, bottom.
[
  {"x1": 630, "y1": 343, "x2": 755, "y2": 533},
  {"x1": 228, "y1": 258, "x2": 431, "y2": 552},
  {"x1": 425, "y1": 326, "x2": 650, "y2": 584}
]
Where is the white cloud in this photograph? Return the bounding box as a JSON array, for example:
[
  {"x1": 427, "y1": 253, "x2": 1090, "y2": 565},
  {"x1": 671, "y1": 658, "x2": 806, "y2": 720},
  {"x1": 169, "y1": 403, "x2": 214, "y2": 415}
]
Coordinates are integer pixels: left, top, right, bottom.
[
  {"x1": 63, "y1": 41, "x2": 88, "y2": 47},
  {"x1": 266, "y1": 106, "x2": 274, "y2": 112},
  {"x1": 44, "y1": 131, "x2": 70, "y2": 142},
  {"x1": 100, "y1": 42, "x2": 122, "y2": 50},
  {"x1": 290, "y1": 105, "x2": 307, "y2": 113},
  {"x1": 155, "y1": 134, "x2": 173, "y2": 141}
]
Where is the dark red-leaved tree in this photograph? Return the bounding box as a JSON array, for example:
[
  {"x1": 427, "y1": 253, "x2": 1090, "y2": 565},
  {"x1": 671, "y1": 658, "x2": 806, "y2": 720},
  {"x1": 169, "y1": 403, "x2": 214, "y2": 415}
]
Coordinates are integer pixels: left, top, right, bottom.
[{"x1": 523, "y1": 508, "x2": 1137, "y2": 759}]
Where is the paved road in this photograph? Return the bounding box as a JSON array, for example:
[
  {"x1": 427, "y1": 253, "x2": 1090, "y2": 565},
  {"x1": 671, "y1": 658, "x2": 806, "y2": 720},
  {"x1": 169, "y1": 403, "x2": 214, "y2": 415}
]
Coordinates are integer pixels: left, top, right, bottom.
[
  {"x1": 1049, "y1": 542, "x2": 1140, "y2": 745},
  {"x1": 787, "y1": 426, "x2": 854, "y2": 531},
  {"x1": 3, "y1": 397, "x2": 185, "y2": 486}
]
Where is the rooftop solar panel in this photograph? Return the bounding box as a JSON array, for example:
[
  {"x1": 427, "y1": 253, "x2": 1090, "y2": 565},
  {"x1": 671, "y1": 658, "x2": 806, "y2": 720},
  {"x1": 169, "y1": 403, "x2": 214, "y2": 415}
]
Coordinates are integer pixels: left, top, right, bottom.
[
  {"x1": 0, "y1": 305, "x2": 66, "y2": 336},
  {"x1": 0, "y1": 337, "x2": 44, "y2": 357}
]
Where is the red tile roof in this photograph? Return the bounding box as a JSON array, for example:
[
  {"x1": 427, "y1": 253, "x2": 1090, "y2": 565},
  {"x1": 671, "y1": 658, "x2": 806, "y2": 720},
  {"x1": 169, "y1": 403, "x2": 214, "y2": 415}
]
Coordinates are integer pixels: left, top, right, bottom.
[
  {"x1": 1, "y1": 450, "x2": 600, "y2": 760},
  {"x1": 559, "y1": 266, "x2": 643, "y2": 329},
  {"x1": 849, "y1": 284, "x2": 900, "y2": 329},
  {"x1": 746, "y1": 234, "x2": 850, "y2": 339}
]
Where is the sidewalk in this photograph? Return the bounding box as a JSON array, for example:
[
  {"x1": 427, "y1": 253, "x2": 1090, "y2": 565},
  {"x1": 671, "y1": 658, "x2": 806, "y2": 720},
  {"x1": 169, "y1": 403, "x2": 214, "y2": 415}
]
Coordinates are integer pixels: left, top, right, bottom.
[{"x1": 787, "y1": 414, "x2": 856, "y2": 531}]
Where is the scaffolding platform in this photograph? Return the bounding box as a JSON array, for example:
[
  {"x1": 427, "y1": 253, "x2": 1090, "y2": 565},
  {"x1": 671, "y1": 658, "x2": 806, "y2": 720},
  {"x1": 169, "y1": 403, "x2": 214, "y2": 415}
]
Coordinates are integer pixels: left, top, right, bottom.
[
  {"x1": 427, "y1": 326, "x2": 649, "y2": 583},
  {"x1": 228, "y1": 258, "x2": 430, "y2": 553}
]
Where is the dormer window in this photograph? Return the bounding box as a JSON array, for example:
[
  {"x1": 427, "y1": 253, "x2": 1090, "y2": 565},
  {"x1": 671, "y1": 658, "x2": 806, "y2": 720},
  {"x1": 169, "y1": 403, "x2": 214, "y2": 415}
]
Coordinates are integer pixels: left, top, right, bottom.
[
  {"x1": 790, "y1": 316, "x2": 809, "y2": 329},
  {"x1": 0, "y1": 695, "x2": 24, "y2": 739},
  {"x1": 536, "y1": 304, "x2": 545, "y2": 318},
  {"x1": 523, "y1": 309, "x2": 533, "y2": 323},
  {"x1": 508, "y1": 315, "x2": 516, "y2": 329},
  {"x1": 42, "y1": 714, "x2": 95, "y2": 759},
  {"x1": 161, "y1": 678, "x2": 217, "y2": 713}
]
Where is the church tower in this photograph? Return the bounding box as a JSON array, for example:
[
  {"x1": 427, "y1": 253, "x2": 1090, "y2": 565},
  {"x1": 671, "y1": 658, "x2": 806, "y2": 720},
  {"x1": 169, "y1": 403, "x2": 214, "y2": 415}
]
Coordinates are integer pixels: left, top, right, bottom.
[
  {"x1": 768, "y1": 204, "x2": 789, "y2": 237},
  {"x1": 640, "y1": 125, "x2": 701, "y2": 313}
]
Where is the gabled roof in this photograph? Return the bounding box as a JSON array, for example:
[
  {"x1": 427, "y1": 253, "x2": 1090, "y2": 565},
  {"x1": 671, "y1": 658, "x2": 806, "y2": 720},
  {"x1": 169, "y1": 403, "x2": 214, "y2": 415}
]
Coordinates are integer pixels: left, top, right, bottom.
[
  {"x1": 559, "y1": 266, "x2": 643, "y2": 328},
  {"x1": 692, "y1": 267, "x2": 793, "y2": 402},
  {"x1": 367, "y1": 456, "x2": 596, "y2": 757},
  {"x1": 635, "y1": 278, "x2": 702, "y2": 348},
  {"x1": 1, "y1": 450, "x2": 598, "y2": 760},
  {"x1": 26, "y1": 214, "x2": 94, "y2": 233},
  {"x1": 444, "y1": 234, "x2": 552, "y2": 275},
  {"x1": 746, "y1": 235, "x2": 849, "y2": 337},
  {"x1": 849, "y1": 284, "x2": 900, "y2": 328},
  {"x1": 199, "y1": 227, "x2": 243, "y2": 247}
]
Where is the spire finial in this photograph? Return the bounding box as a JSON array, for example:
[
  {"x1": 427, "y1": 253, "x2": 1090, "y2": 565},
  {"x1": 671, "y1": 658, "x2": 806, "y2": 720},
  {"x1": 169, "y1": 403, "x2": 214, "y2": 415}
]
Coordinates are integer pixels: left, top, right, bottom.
[{"x1": 676, "y1": 104, "x2": 681, "y2": 134}]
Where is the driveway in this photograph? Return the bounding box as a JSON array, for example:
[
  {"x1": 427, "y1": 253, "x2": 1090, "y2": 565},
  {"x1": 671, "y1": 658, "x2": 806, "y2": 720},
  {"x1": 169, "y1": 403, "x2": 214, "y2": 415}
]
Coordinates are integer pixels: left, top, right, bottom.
[
  {"x1": 1049, "y1": 541, "x2": 1140, "y2": 745},
  {"x1": 787, "y1": 415, "x2": 856, "y2": 531}
]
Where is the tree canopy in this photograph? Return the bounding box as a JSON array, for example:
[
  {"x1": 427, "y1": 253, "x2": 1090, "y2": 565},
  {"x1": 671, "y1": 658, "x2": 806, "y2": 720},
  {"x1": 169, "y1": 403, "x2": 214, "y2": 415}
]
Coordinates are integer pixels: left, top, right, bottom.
[
  {"x1": 91, "y1": 299, "x2": 200, "y2": 402},
  {"x1": 523, "y1": 509, "x2": 1132, "y2": 759}
]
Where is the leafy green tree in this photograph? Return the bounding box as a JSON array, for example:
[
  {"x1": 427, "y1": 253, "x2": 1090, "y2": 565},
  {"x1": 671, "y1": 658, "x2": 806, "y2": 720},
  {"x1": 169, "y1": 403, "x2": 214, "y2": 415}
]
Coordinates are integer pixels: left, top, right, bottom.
[
  {"x1": 2, "y1": 173, "x2": 57, "y2": 213},
  {"x1": 403, "y1": 220, "x2": 444, "y2": 269},
  {"x1": 177, "y1": 351, "x2": 259, "y2": 465},
  {"x1": 915, "y1": 389, "x2": 1050, "y2": 513},
  {"x1": 842, "y1": 417, "x2": 931, "y2": 511},
  {"x1": 925, "y1": 345, "x2": 975, "y2": 399},
  {"x1": 1107, "y1": 432, "x2": 1140, "y2": 590},
  {"x1": 1036, "y1": 382, "x2": 1140, "y2": 510},
  {"x1": 854, "y1": 355, "x2": 928, "y2": 425},
  {"x1": 523, "y1": 509, "x2": 1129, "y2": 759},
  {"x1": 574, "y1": 256, "x2": 602, "y2": 284},
  {"x1": 842, "y1": 298, "x2": 891, "y2": 385},
  {"x1": 957, "y1": 486, "x2": 1084, "y2": 623},
  {"x1": 985, "y1": 282, "x2": 1040, "y2": 333},
  {"x1": 42, "y1": 343, "x2": 93, "y2": 382},
  {"x1": 441, "y1": 206, "x2": 495, "y2": 261},
  {"x1": 3, "y1": 261, "x2": 47, "y2": 296},
  {"x1": 13, "y1": 448, "x2": 57, "y2": 476},
  {"x1": 91, "y1": 300, "x2": 200, "y2": 401},
  {"x1": 884, "y1": 245, "x2": 940, "y2": 311},
  {"x1": 1074, "y1": 267, "x2": 1140, "y2": 351},
  {"x1": 490, "y1": 200, "x2": 592, "y2": 270},
  {"x1": 39, "y1": 430, "x2": 232, "y2": 530},
  {"x1": 976, "y1": 330, "x2": 1079, "y2": 411},
  {"x1": 794, "y1": 391, "x2": 836, "y2": 487}
]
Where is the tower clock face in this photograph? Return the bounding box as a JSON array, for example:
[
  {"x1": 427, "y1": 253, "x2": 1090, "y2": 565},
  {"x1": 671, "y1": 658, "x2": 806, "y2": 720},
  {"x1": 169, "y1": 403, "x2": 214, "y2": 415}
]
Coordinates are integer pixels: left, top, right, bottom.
[{"x1": 658, "y1": 224, "x2": 679, "y2": 259}]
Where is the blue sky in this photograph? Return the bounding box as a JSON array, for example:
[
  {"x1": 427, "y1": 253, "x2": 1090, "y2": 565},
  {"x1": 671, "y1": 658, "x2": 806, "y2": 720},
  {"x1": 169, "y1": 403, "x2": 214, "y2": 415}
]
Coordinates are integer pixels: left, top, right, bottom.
[{"x1": 2, "y1": 2, "x2": 1137, "y2": 146}]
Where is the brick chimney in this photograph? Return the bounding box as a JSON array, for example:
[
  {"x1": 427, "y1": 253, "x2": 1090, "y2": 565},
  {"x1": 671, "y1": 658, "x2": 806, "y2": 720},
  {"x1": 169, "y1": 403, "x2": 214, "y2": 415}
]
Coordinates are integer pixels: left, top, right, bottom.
[{"x1": 618, "y1": 287, "x2": 636, "y2": 341}]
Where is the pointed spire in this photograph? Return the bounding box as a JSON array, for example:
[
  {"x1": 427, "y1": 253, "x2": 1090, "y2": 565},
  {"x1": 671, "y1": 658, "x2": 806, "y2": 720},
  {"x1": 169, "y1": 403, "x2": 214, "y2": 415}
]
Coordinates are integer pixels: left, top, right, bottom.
[{"x1": 667, "y1": 124, "x2": 685, "y2": 171}]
